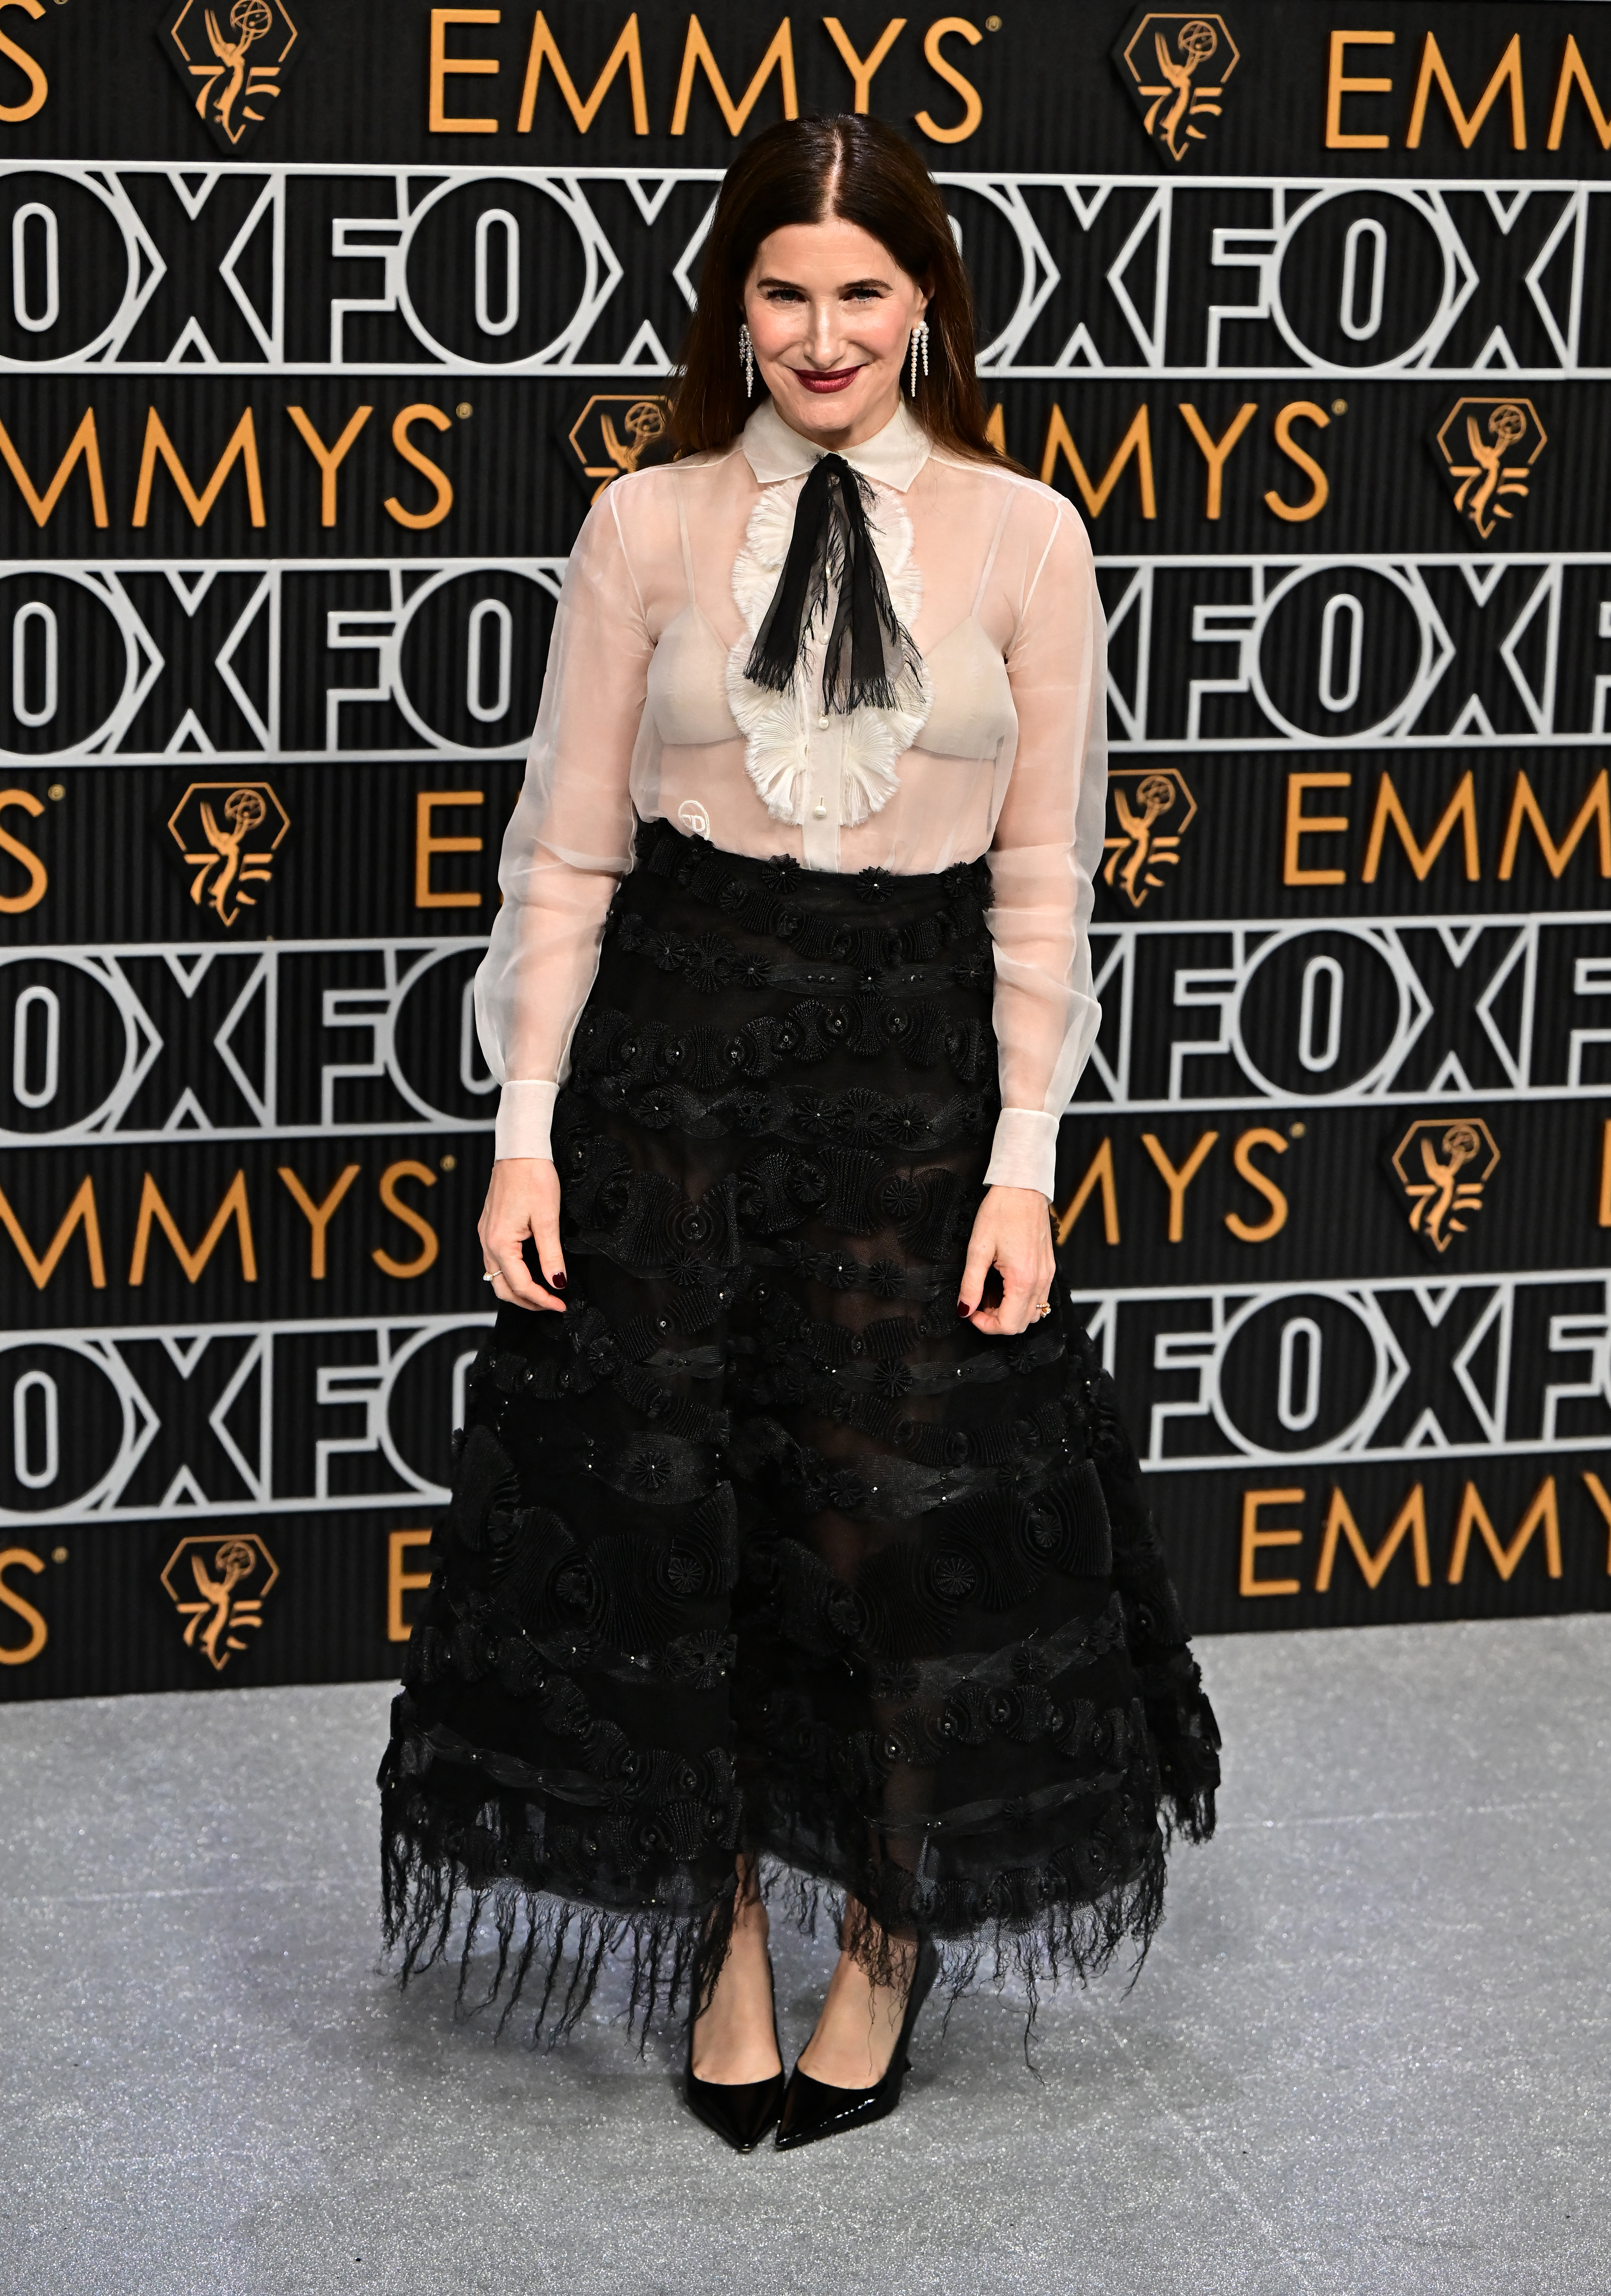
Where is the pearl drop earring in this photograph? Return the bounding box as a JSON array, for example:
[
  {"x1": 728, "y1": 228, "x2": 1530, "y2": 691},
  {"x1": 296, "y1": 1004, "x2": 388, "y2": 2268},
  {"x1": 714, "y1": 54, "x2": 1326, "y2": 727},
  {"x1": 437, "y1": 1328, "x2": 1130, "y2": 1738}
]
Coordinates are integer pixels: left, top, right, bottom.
[
  {"x1": 739, "y1": 322, "x2": 754, "y2": 399},
  {"x1": 907, "y1": 318, "x2": 930, "y2": 396}
]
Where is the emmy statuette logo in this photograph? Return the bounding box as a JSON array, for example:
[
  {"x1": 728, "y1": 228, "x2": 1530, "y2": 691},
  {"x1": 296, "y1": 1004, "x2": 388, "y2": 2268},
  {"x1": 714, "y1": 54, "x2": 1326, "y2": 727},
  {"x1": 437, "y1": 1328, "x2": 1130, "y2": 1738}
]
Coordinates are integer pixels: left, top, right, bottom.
[
  {"x1": 161, "y1": 1534, "x2": 279, "y2": 1670},
  {"x1": 158, "y1": 0, "x2": 303, "y2": 153},
  {"x1": 565, "y1": 396, "x2": 676, "y2": 502},
  {"x1": 167, "y1": 781, "x2": 289, "y2": 926},
  {"x1": 1434, "y1": 399, "x2": 1547, "y2": 540},
  {"x1": 1114, "y1": 12, "x2": 1240, "y2": 162},
  {"x1": 1388, "y1": 1118, "x2": 1500, "y2": 1257},
  {"x1": 1103, "y1": 767, "x2": 1196, "y2": 907}
]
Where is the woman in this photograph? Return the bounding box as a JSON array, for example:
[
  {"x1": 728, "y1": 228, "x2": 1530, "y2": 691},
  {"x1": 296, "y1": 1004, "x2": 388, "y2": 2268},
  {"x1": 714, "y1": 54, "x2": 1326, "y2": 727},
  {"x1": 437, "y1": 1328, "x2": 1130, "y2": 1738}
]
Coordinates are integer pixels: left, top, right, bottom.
[{"x1": 379, "y1": 114, "x2": 1219, "y2": 2154}]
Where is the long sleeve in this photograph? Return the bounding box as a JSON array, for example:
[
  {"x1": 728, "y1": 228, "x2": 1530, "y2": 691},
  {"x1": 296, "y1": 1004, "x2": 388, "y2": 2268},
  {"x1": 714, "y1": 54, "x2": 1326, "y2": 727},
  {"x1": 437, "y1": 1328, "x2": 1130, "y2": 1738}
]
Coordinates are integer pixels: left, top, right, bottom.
[
  {"x1": 474, "y1": 488, "x2": 652, "y2": 1161},
  {"x1": 982, "y1": 501, "x2": 1107, "y2": 1199}
]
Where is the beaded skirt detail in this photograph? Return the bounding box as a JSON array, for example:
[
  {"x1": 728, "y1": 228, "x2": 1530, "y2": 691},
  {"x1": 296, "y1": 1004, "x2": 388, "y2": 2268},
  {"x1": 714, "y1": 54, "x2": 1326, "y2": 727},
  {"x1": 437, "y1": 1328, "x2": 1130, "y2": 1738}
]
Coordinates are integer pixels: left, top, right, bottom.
[{"x1": 378, "y1": 820, "x2": 1220, "y2": 2040}]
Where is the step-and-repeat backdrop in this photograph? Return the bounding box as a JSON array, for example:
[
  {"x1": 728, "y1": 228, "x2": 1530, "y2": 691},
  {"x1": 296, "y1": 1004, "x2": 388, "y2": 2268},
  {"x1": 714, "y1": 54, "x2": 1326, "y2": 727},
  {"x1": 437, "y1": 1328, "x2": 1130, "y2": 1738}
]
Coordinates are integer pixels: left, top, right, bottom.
[{"x1": 0, "y1": 0, "x2": 1607, "y2": 1695}]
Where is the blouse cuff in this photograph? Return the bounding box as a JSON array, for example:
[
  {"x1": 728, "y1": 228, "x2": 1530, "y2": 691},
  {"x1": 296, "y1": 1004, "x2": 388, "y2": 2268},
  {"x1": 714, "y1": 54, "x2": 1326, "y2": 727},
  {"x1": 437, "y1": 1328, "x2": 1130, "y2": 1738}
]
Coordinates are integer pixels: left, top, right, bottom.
[
  {"x1": 494, "y1": 1080, "x2": 559, "y2": 1163},
  {"x1": 984, "y1": 1108, "x2": 1059, "y2": 1200}
]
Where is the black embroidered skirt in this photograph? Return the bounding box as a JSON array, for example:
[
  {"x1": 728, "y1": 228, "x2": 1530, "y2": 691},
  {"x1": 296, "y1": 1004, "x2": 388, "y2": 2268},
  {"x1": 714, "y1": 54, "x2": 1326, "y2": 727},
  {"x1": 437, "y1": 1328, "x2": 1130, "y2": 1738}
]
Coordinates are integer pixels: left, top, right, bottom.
[{"x1": 378, "y1": 820, "x2": 1219, "y2": 2038}]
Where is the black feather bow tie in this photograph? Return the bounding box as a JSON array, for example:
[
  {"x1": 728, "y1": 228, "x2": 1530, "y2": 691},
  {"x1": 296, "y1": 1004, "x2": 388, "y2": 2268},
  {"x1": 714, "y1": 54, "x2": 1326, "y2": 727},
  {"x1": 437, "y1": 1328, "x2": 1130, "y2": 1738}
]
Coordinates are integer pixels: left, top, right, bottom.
[{"x1": 743, "y1": 452, "x2": 923, "y2": 717}]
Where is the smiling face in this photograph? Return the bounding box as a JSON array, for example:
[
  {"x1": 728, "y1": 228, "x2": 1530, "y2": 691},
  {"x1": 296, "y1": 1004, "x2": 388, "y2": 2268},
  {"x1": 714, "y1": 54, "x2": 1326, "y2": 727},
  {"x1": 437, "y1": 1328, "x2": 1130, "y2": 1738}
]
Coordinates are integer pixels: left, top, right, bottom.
[{"x1": 742, "y1": 216, "x2": 930, "y2": 452}]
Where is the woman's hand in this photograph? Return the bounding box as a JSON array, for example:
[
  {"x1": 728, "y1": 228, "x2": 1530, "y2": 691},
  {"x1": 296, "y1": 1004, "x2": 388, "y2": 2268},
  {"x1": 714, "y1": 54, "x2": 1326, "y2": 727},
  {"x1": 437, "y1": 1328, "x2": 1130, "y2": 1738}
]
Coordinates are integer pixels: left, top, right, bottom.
[
  {"x1": 479, "y1": 1157, "x2": 566, "y2": 1312},
  {"x1": 958, "y1": 1185, "x2": 1056, "y2": 1336}
]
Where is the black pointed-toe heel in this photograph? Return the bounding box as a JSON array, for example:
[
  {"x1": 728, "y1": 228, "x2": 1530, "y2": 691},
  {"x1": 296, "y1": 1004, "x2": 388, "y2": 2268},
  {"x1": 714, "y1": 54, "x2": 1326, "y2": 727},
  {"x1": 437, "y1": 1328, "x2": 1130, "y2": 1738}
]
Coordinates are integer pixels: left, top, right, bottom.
[
  {"x1": 775, "y1": 1937, "x2": 940, "y2": 2151},
  {"x1": 684, "y1": 1959, "x2": 785, "y2": 2154}
]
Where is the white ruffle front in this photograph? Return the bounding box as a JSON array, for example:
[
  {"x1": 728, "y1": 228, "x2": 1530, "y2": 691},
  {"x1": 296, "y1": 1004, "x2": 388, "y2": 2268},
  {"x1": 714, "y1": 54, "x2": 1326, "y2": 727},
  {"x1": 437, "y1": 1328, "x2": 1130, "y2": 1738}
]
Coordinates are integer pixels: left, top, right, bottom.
[{"x1": 725, "y1": 476, "x2": 931, "y2": 829}]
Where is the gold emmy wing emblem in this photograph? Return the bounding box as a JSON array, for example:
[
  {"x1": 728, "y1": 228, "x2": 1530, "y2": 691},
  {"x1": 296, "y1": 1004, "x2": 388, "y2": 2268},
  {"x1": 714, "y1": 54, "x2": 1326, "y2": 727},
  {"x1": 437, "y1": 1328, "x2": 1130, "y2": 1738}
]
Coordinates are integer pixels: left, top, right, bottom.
[
  {"x1": 158, "y1": 0, "x2": 303, "y2": 154},
  {"x1": 1389, "y1": 1118, "x2": 1500, "y2": 1256},
  {"x1": 1435, "y1": 398, "x2": 1547, "y2": 540},
  {"x1": 1114, "y1": 12, "x2": 1239, "y2": 161},
  {"x1": 566, "y1": 396, "x2": 676, "y2": 502},
  {"x1": 167, "y1": 780, "x2": 289, "y2": 927},
  {"x1": 161, "y1": 1534, "x2": 279, "y2": 1671},
  {"x1": 1103, "y1": 768, "x2": 1196, "y2": 907}
]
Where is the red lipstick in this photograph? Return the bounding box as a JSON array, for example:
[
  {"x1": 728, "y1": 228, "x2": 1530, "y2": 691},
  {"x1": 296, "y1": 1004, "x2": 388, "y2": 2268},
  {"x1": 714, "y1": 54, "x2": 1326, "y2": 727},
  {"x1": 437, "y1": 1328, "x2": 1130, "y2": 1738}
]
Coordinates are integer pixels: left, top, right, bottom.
[{"x1": 794, "y1": 366, "x2": 863, "y2": 394}]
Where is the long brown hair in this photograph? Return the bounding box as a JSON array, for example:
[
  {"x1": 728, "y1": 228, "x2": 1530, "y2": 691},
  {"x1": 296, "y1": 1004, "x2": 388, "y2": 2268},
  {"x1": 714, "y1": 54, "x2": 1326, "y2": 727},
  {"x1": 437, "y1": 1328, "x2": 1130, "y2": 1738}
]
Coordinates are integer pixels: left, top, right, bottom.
[{"x1": 671, "y1": 115, "x2": 997, "y2": 463}]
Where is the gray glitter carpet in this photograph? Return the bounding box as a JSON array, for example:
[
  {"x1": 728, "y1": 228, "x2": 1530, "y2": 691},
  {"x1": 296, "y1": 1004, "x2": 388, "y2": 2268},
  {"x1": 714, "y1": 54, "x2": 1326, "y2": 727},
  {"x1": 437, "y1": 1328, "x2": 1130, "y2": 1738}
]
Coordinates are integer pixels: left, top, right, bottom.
[{"x1": 2, "y1": 1615, "x2": 1606, "y2": 2296}]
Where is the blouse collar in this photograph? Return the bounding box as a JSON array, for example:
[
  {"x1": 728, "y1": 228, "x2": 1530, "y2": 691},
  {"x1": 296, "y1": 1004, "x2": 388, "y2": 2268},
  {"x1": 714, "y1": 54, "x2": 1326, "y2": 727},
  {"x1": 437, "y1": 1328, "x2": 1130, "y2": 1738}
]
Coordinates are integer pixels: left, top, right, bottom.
[{"x1": 740, "y1": 397, "x2": 933, "y2": 494}]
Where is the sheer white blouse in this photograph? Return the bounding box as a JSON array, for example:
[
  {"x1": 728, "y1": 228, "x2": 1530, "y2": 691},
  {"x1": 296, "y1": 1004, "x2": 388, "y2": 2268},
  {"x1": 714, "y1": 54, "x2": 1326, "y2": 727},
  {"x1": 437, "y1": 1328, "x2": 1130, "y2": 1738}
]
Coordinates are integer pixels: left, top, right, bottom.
[{"x1": 476, "y1": 397, "x2": 1107, "y2": 1201}]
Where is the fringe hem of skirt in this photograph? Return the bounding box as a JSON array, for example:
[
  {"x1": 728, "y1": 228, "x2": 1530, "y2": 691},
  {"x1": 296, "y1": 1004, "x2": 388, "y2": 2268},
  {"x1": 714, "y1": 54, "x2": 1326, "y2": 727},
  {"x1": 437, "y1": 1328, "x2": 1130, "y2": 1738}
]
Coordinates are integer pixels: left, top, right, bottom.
[
  {"x1": 762, "y1": 1831, "x2": 1168, "y2": 2059},
  {"x1": 380, "y1": 1816, "x2": 740, "y2": 2049},
  {"x1": 1140, "y1": 1657, "x2": 1221, "y2": 1850},
  {"x1": 378, "y1": 1817, "x2": 1171, "y2": 2056}
]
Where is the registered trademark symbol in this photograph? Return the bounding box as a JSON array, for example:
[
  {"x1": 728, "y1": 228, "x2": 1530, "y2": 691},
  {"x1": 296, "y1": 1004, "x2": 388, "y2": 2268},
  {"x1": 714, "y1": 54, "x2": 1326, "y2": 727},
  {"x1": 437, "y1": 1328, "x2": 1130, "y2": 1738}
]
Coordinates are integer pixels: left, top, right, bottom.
[
  {"x1": 1331, "y1": 399, "x2": 1347, "y2": 416},
  {"x1": 1289, "y1": 1123, "x2": 1306, "y2": 1138},
  {"x1": 986, "y1": 14, "x2": 1002, "y2": 27},
  {"x1": 456, "y1": 402, "x2": 474, "y2": 418},
  {"x1": 439, "y1": 1154, "x2": 457, "y2": 1171},
  {"x1": 47, "y1": 782, "x2": 65, "y2": 800}
]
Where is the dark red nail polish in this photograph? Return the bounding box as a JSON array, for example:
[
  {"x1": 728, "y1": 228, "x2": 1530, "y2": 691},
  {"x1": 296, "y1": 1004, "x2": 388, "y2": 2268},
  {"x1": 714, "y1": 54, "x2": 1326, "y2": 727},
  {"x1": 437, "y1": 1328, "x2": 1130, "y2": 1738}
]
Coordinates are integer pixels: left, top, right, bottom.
[
  {"x1": 549, "y1": 1270, "x2": 566, "y2": 1290},
  {"x1": 956, "y1": 1300, "x2": 972, "y2": 1318}
]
